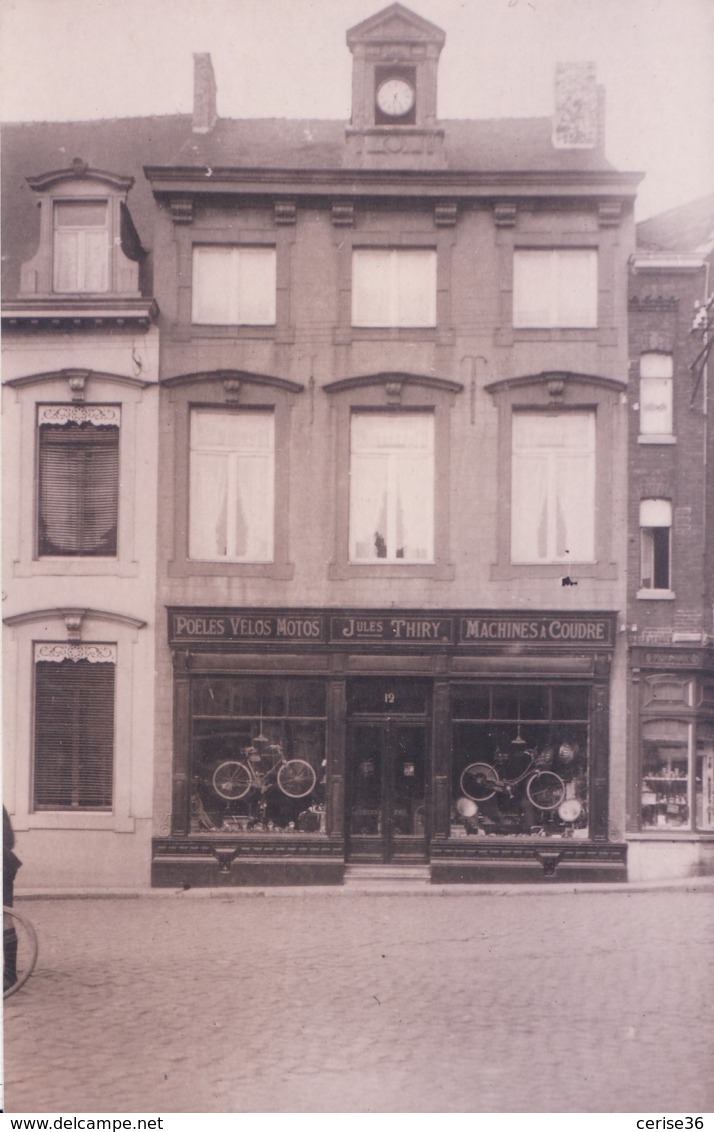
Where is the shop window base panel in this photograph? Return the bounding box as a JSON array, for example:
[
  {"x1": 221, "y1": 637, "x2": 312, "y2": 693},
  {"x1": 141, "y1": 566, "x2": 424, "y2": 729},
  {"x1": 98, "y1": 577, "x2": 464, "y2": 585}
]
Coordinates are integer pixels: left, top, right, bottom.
[
  {"x1": 151, "y1": 837, "x2": 345, "y2": 887},
  {"x1": 430, "y1": 839, "x2": 627, "y2": 884}
]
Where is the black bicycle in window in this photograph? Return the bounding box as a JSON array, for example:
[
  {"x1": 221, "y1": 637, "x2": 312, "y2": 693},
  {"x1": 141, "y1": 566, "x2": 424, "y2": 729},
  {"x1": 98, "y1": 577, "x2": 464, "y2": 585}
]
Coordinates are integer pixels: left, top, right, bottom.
[
  {"x1": 460, "y1": 746, "x2": 565, "y2": 811},
  {"x1": 212, "y1": 733, "x2": 317, "y2": 801}
]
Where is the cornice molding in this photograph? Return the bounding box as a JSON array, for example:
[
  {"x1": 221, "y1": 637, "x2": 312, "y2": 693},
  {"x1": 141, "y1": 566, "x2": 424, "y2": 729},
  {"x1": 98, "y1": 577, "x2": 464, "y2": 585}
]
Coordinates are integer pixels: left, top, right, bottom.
[
  {"x1": 323, "y1": 372, "x2": 464, "y2": 395},
  {"x1": 485, "y1": 370, "x2": 626, "y2": 396},
  {"x1": 161, "y1": 369, "x2": 304, "y2": 394},
  {"x1": 4, "y1": 607, "x2": 147, "y2": 631},
  {"x1": 144, "y1": 164, "x2": 642, "y2": 200},
  {"x1": 27, "y1": 161, "x2": 134, "y2": 194},
  {"x1": 4, "y1": 368, "x2": 151, "y2": 391},
  {"x1": 2, "y1": 297, "x2": 158, "y2": 331}
]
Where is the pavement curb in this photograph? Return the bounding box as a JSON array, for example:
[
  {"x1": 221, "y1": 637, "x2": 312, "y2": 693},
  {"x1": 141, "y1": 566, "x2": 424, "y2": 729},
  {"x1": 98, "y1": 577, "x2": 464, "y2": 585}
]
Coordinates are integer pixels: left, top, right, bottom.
[{"x1": 15, "y1": 875, "x2": 714, "y2": 900}]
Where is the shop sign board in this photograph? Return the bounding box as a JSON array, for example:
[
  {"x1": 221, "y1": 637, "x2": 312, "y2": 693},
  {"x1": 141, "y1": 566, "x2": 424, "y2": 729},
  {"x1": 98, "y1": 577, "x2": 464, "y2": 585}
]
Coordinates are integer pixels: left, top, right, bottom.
[{"x1": 168, "y1": 609, "x2": 616, "y2": 649}]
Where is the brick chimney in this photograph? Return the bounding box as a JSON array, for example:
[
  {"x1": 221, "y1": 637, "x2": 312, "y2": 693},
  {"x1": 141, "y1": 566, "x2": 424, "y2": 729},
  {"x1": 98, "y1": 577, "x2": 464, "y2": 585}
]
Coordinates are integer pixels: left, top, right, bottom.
[
  {"x1": 552, "y1": 62, "x2": 600, "y2": 149},
  {"x1": 193, "y1": 53, "x2": 217, "y2": 134}
]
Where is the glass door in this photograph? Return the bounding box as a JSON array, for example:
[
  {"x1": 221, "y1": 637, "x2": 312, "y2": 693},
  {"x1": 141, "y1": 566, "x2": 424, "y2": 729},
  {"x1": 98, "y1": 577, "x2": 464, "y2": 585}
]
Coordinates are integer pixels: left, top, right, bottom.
[{"x1": 347, "y1": 720, "x2": 428, "y2": 862}]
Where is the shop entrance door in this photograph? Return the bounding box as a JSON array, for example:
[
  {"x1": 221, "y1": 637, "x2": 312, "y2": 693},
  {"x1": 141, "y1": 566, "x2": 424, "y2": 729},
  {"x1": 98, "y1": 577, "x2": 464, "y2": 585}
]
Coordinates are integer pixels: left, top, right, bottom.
[{"x1": 346, "y1": 720, "x2": 429, "y2": 863}]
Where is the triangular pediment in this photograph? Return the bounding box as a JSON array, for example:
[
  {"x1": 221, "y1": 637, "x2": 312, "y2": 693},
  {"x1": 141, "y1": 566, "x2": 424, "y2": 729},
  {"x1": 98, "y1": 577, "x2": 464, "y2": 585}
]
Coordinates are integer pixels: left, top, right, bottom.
[{"x1": 347, "y1": 3, "x2": 445, "y2": 47}]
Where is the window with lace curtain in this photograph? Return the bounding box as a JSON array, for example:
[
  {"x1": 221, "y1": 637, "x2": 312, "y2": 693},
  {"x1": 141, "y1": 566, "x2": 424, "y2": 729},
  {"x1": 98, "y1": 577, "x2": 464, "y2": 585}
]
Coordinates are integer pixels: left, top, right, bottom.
[
  {"x1": 189, "y1": 408, "x2": 275, "y2": 562},
  {"x1": 349, "y1": 412, "x2": 434, "y2": 563},
  {"x1": 511, "y1": 410, "x2": 596, "y2": 564},
  {"x1": 37, "y1": 406, "x2": 120, "y2": 557}
]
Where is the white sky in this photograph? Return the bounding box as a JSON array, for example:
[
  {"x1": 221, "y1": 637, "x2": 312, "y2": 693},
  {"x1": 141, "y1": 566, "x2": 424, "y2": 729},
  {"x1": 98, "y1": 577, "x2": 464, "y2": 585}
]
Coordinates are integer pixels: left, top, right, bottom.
[{"x1": 1, "y1": 0, "x2": 712, "y2": 220}]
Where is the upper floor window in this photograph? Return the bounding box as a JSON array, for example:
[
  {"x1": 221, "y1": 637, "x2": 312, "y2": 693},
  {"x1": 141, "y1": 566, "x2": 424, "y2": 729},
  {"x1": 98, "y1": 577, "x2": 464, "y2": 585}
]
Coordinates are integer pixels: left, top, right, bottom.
[
  {"x1": 192, "y1": 246, "x2": 276, "y2": 325},
  {"x1": 189, "y1": 408, "x2": 275, "y2": 562},
  {"x1": 33, "y1": 644, "x2": 115, "y2": 811},
  {"x1": 511, "y1": 410, "x2": 596, "y2": 564},
  {"x1": 52, "y1": 200, "x2": 109, "y2": 293},
  {"x1": 349, "y1": 412, "x2": 434, "y2": 563},
  {"x1": 639, "y1": 498, "x2": 672, "y2": 592},
  {"x1": 37, "y1": 406, "x2": 120, "y2": 558},
  {"x1": 352, "y1": 249, "x2": 436, "y2": 328},
  {"x1": 639, "y1": 353, "x2": 673, "y2": 437},
  {"x1": 513, "y1": 249, "x2": 598, "y2": 328}
]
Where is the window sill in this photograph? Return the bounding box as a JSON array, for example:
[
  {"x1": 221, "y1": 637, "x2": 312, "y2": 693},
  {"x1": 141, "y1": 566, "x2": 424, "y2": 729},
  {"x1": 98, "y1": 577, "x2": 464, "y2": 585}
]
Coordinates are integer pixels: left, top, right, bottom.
[
  {"x1": 11, "y1": 812, "x2": 135, "y2": 833},
  {"x1": 328, "y1": 561, "x2": 455, "y2": 581},
  {"x1": 14, "y1": 558, "x2": 139, "y2": 579},
  {"x1": 168, "y1": 559, "x2": 295, "y2": 580},
  {"x1": 334, "y1": 326, "x2": 438, "y2": 346},
  {"x1": 490, "y1": 561, "x2": 617, "y2": 581},
  {"x1": 638, "y1": 435, "x2": 677, "y2": 445},
  {"x1": 636, "y1": 589, "x2": 675, "y2": 600}
]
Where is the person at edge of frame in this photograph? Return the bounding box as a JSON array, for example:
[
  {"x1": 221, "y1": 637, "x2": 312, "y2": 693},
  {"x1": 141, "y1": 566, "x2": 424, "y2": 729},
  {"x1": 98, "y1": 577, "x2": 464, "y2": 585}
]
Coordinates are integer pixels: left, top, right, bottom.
[{"x1": 4, "y1": 805, "x2": 22, "y2": 991}]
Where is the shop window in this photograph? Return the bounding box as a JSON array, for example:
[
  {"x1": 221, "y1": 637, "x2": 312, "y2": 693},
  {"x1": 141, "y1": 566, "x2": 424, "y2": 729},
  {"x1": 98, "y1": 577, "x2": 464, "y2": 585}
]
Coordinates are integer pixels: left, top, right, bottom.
[
  {"x1": 53, "y1": 200, "x2": 109, "y2": 293},
  {"x1": 191, "y1": 245, "x2": 276, "y2": 325},
  {"x1": 349, "y1": 412, "x2": 434, "y2": 563},
  {"x1": 451, "y1": 683, "x2": 590, "y2": 838},
  {"x1": 639, "y1": 499, "x2": 672, "y2": 593},
  {"x1": 189, "y1": 408, "x2": 274, "y2": 562},
  {"x1": 37, "y1": 406, "x2": 120, "y2": 557},
  {"x1": 189, "y1": 677, "x2": 327, "y2": 835},
  {"x1": 33, "y1": 645, "x2": 116, "y2": 811},
  {"x1": 695, "y1": 724, "x2": 714, "y2": 831},
  {"x1": 351, "y1": 249, "x2": 436, "y2": 327},
  {"x1": 511, "y1": 411, "x2": 595, "y2": 564},
  {"x1": 640, "y1": 718, "x2": 690, "y2": 831},
  {"x1": 513, "y1": 249, "x2": 597, "y2": 328},
  {"x1": 639, "y1": 353, "x2": 673, "y2": 438}
]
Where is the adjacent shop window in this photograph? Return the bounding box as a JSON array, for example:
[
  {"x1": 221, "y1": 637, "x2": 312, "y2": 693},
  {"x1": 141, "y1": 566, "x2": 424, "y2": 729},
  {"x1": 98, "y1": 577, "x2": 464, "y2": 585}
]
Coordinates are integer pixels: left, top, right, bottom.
[
  {"x1": 33, "y1": 644, "x2": 115, "y2": 811},
  {"x1": 639, "y1": 499, "x2": 672, "y2": 592},
  {"x1": 639, "y1": 353, "x2": 673, "y2": 437},
  {"x1": 451, "y1": 683, "x2": 590, "y2": 838},
  {"x1": 189, "y1": 408, "x2": 274, "y2": 562},
  {"x1": 351, "y1": 249, "x2": 437, "y2": 327},
  {"x1": 349, "y1": 412, "x2": 434, "y2": 563},
  {"x1": 37, "y1": 406, "x2": 120, "y2": 557},
  {"x1": 513, "y1": 249, "x2": 598, "y2": 328},
  {"x1": 191, "y1": 245, "x2": 276, "y2": 325},
  {"x1": 511, "y1": 410, "x2": 595, "y2": 563},
  {"x1": 189, "y1": 677, "x2": 327, "y2": 835},
  {"x1": 639, "y1": 676, "x2": 714, "y2": 832},
  {"x1": 53, "y1": 200, "x2": 109, "y2": 293}
]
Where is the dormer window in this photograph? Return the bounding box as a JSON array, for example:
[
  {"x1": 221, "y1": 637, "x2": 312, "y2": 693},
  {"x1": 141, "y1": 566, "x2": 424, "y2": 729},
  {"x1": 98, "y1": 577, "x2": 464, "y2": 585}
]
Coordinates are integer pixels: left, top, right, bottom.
[
  {"x1": 53, "y1": 200, "x2": 109, "y2": 293},
  {"x1": 17, "y1": 161, "x2": 144, "y2": 302}
]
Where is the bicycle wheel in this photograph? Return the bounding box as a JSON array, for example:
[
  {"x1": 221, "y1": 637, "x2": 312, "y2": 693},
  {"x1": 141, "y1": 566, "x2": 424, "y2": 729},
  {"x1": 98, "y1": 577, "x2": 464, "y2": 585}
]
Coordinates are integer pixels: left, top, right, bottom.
[
  {"x1": 4, "y1": 907, "x2": 38, "y2": 999},
  {"x1": 460, "y1": 762, "x2": 499, "y2": 802},
  {"x1": 526, "y1": 770, "x2": 565, "y2": 811},
  {"x1": 212, "y1": 760, "x2": 252, "y2": 800},
  {"x1": 277, "y1": 759, "x2": 317, "y2": 798}
]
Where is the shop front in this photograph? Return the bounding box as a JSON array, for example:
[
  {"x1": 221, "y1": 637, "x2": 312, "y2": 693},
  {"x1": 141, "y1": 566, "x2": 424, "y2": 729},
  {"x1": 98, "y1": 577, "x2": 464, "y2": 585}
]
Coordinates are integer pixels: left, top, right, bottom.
[{"x1": 152, "y1": 608, "x2": 627, "y2": 886}]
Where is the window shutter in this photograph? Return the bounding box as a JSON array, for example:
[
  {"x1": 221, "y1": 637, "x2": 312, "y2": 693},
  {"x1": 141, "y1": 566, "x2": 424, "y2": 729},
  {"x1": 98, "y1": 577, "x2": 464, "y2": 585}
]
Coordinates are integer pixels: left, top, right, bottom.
[
  {"x1": 38, "y1": 422, "x2": 119, "y2": 556},
  {"x1": 34, "y1": 658, "x2": 115, "y2": 810}
]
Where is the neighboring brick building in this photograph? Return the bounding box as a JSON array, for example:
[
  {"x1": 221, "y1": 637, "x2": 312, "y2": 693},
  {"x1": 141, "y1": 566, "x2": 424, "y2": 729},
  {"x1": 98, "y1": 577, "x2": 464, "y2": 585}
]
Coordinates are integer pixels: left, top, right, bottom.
[
  {"x1": 627, "y1": 194, "x2": 714, "y2": 880},
  {"x1": 4, "y1": 3, "x2": 663, "y2": 888}
]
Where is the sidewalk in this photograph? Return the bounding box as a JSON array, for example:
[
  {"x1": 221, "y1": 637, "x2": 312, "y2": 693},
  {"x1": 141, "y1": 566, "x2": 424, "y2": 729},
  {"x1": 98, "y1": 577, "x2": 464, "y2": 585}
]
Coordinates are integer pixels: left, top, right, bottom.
[{"x1": 16, "y1": 872, "x2": 714, "y2": 900}]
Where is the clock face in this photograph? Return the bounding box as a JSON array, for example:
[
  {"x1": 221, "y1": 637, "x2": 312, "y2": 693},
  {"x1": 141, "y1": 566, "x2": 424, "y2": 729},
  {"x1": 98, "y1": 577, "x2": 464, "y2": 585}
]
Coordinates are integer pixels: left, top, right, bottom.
[{"x1": 376, "y1": 77, "x2": 415, "y2": 118}]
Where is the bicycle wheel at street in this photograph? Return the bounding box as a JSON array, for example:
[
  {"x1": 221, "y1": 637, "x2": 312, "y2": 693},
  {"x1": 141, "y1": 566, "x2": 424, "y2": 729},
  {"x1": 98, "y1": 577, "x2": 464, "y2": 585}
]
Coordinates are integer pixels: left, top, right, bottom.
[
  {"x1": 212, "y1": 760, "x2": 252, "y2": 800},
  {"x1": 526, "y1": 770, "x2": 565, "y2": 811},
  {"x1": 460, "y1": 762, "x2": 499, "y2": 802},
  {"x1": 277, "y1": 759, "x2": 317, "y2": 798},
  {"x1": 4, "y1": 907, "x2": 38, "y2": 999}
]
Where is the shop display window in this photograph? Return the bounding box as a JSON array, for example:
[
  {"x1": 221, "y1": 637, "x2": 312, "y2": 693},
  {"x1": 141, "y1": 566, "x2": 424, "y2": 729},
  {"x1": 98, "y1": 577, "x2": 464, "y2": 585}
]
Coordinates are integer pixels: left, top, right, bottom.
[
  {"x1": 190, "y1": 677, "x2": 326, "y2": 834},
  {"x1": 451, "y1": 683, "x2": 590, "y2": 838},
  {"x1": 640, "y1": 713, "x2": 714, "y2": 833}
]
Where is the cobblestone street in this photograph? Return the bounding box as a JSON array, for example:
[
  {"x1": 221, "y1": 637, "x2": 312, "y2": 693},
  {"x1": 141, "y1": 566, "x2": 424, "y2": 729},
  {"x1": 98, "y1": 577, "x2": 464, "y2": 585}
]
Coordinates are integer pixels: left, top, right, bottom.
[{"x1": 3, "y1": 886, "x2": 713, "y2": 1114}]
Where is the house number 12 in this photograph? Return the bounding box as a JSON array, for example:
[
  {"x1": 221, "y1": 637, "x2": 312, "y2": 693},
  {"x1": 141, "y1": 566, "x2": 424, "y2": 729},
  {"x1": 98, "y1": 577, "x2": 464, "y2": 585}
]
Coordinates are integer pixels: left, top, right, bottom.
[{"x1": 384, "y1": 692, "x2": 396, "y2": 704}]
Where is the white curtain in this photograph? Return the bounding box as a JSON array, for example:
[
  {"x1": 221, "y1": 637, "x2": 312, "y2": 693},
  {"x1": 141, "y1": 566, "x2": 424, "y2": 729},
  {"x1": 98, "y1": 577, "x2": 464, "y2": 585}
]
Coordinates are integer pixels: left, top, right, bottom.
[
  {"x1": 352, "y1": 249, "x2": 436, "y2": 327},
  {"x1": 189, "y1": 410, "x2": 274, "y2": 561},
  {"x1": 192, "y1": 246, "x2": 276, "y2": 325}
]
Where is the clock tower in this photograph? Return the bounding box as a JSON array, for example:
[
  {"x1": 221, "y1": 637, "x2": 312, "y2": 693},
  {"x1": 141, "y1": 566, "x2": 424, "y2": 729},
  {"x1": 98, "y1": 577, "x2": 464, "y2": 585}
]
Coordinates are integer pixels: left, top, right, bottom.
[{"x1": 344, "y1": 3, "x2": 446, "y2": 168}]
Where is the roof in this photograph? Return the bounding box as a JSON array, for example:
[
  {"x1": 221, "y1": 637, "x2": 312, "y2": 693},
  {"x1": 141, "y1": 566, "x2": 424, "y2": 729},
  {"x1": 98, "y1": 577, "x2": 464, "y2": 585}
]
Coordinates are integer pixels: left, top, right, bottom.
[
  {"x1": 636, "y1": 193, "x2": 714, "y2": 256},
  {"x1": 2, "y1": 112, "x2": 620, "y2": 299}
]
